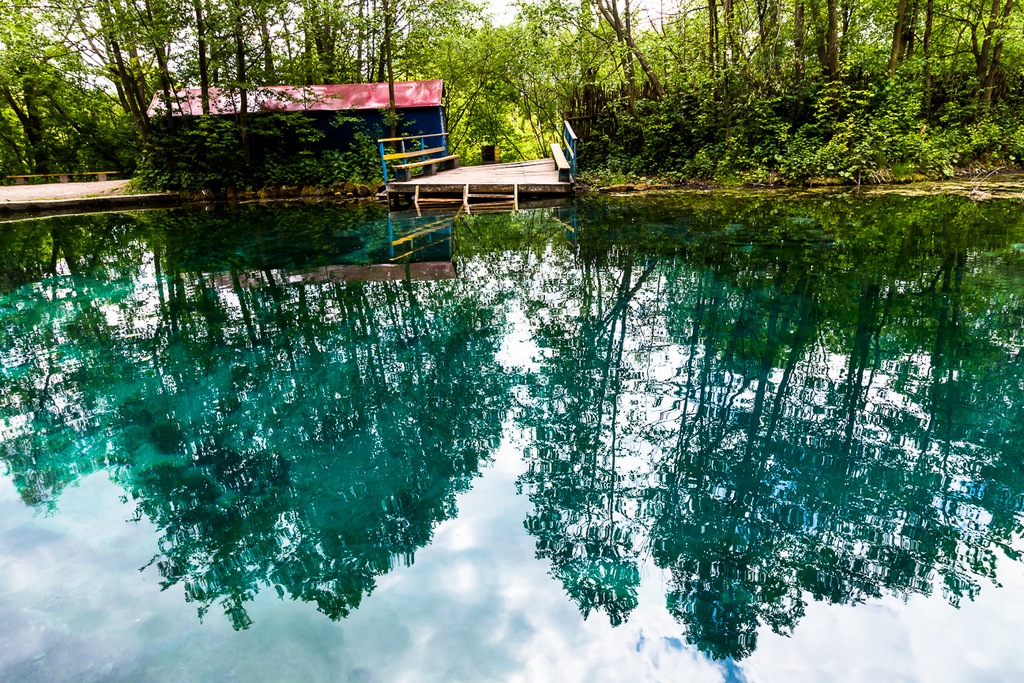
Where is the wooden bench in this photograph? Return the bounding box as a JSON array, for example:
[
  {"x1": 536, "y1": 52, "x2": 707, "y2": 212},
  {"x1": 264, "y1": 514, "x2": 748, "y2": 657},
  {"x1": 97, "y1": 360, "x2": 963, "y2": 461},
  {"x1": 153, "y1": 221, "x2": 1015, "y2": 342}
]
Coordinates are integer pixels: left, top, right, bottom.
[
  {"x1": 7, "y1": 171, "x2": 119, "y2": 185},
  {"x1": 551, "y1": 144, "x2": 571, "y2": 182},
  {"x1": 392, "y1": 154, "x2": 459, "y2": 182}
]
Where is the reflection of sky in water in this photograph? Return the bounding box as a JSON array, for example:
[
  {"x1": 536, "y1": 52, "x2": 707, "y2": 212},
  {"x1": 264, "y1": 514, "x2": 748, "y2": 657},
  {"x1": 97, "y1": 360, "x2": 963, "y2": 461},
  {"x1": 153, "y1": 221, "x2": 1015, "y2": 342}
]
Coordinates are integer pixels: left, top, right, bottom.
[{"x1": 4, "y1": 440, "x2": 1024, "y2": 682}]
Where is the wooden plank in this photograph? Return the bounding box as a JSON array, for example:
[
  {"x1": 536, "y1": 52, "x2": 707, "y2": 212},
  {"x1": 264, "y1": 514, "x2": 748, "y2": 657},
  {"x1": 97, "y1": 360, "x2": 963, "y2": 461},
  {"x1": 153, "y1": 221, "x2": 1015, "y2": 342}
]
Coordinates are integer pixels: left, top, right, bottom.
[
  {"x1": 393, "y1": 214, "x2": 454, "y2": 233},
  {"x1": 551, "y1": 144, "x2": 570, "y2": 170},
  {"x1": 382, "y1": 146, "x2": 445, "y2": 161},
  {"x1": 391, "y1": 221, "x2": 451, "y2": 246},
  {"x1": 390, "y1": 184, "x2": 572, "y2": 195},
  {"x1": 386, "y1": 158, "x2": 573, "y2": 198},
  {"x1": 550, "y1": 145, "x2": 571, "y2": 182},
  {"x1": 550, "y1": 216, "x2": 575, "y2": 233},
  {"x1": 390, "y1": 236, "x2": 452, "y2": 261},
  {"x1": 378, "y1": 133, "x2": 447, "y2": 143},
  {"x1": 394, "y1": 154, "x2": 458, "y2": 170}
]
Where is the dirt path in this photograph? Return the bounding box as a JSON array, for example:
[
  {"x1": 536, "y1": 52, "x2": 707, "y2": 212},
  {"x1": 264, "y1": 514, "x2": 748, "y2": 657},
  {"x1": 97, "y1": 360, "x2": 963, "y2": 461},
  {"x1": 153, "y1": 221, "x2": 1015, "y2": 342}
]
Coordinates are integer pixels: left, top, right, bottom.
[{"x1": 1, "y1": 179, "x2": 131, "y2": 202}]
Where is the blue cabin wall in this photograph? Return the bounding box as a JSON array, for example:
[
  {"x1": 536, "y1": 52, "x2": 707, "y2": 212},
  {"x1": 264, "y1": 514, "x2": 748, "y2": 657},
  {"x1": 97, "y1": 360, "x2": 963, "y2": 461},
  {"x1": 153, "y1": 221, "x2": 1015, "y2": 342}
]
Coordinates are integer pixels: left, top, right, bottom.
[
  {"x1": 157, "y1": 106, "x2": 445, "y2": 156},
  {"x1": 292, "y1": 107, "x2": 446, "y2": 151},
  {"x1": 147, "y1": 105, "x2": 446, "y2": 189}
]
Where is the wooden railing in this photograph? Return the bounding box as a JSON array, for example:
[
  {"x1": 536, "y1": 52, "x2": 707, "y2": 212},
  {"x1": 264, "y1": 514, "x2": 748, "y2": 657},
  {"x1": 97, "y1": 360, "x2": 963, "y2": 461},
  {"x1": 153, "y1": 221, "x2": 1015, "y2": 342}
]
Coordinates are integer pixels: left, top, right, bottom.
[
  {"x1": 562, "y1": 121, "x2": 577, "y2": 179},
  {"x1": 378, "y1": 132, "x2": 452, "y2": 182}
]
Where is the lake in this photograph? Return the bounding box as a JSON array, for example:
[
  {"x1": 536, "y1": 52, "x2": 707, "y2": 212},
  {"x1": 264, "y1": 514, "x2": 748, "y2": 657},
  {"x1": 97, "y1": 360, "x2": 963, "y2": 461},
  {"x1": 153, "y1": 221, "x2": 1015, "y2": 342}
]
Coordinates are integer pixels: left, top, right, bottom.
[{"x1": 1, "y1": 193, "x2": 1023, "y2": 682}]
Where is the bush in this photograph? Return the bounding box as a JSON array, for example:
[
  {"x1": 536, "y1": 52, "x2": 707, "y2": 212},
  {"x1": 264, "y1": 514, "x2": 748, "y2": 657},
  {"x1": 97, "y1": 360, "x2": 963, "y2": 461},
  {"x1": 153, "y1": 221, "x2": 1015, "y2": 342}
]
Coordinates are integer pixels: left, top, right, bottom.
[
  {"x1": 577, "y1": 64, "x2": 1024, "y2": 185},
  {"x1": 136, "y1": 112, "x2": 382, "y2": 191}
]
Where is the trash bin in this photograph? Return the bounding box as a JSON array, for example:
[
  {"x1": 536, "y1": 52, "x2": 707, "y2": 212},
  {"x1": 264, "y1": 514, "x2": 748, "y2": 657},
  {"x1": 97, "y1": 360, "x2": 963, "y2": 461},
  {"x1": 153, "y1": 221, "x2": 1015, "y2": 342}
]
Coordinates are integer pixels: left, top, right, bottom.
[{"x1": 481, "y1": 145, "x2": 499, "y2": 165}]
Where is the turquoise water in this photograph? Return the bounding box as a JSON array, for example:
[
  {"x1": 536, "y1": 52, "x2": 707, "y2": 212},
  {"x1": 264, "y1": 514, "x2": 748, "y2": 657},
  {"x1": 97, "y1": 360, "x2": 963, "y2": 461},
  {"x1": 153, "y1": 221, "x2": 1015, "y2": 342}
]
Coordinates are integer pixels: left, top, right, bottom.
[{"x1": 1, "y1": 195, "x2": 1023, "y2": 681}]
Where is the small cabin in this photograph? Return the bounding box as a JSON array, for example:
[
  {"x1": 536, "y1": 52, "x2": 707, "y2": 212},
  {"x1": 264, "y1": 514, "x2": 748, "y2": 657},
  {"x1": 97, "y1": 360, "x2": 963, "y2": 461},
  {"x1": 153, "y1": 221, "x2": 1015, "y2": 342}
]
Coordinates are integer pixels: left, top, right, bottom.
[{"x1": 148, "y1": 80, "x2": 447, "y2": 156}]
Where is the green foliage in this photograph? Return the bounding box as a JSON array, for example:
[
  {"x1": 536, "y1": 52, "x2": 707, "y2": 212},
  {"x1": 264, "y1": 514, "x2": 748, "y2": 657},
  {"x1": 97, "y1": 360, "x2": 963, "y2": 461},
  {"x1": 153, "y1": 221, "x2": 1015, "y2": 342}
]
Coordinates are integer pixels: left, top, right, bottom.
[
  {"x1": 581, "y1": 67, "x2": 1024, "y2": 185},
  {"x1": 3, "y1": 0, "x2": 1023, "y2": 187},
  {"x1": 136, "y1": 112, "x2": 381, "y2": 191},
  {"x1": 0, "y1": 2, "x2": 138, "y2": 178}
]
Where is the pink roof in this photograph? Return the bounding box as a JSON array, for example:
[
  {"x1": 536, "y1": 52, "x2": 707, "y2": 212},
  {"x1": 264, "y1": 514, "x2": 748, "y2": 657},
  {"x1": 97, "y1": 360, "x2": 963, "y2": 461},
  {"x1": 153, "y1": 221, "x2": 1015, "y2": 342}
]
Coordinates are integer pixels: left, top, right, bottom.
[{"x1": 149, "y1": 80, "x2": 443, "y2": 117}]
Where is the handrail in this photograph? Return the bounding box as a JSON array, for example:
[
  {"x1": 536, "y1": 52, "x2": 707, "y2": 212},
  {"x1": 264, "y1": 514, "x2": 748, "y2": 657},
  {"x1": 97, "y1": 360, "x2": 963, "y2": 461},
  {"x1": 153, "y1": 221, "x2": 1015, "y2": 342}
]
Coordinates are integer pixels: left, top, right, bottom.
[
  {"x1": 378, "y1": 131, "x2": 450, "y2": 182},
  {"x1": 377, "y1": 132, "x2": 448, "y2": 143},
  {"x1": 562, "y1": 121, "x2": 578, "y2": 179}
]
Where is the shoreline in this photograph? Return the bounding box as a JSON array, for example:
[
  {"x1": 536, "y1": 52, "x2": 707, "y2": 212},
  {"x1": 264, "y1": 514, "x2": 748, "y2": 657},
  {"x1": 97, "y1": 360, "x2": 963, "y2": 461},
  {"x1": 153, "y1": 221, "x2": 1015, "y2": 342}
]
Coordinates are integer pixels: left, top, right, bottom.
[
  {"x1": 3, "y1": 170, "x2": 1022, "y2": 221},
  {"x1": 0, "y1": 192, "x2": 183, "y2": 220},
  {"x1": 581, "y1": 168, "x2": 1024, "y2": 201}
]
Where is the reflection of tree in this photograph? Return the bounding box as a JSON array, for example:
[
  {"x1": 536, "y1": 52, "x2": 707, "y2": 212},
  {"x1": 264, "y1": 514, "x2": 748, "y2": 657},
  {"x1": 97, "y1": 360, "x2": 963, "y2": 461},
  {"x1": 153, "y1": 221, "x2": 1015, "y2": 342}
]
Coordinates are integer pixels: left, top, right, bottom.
[
  {"x1": 517, "y1": 252, "x2": 656, "y2": 626},
  {"x1": 3, "y1": 196, "x2": 1024, "y2": 652},
  {"x1": 516, "y1": 195, "x2": 1024, "y2": 659},
  {"x1": 0, "y1": 205, "x2": 510, "y2": 628}
]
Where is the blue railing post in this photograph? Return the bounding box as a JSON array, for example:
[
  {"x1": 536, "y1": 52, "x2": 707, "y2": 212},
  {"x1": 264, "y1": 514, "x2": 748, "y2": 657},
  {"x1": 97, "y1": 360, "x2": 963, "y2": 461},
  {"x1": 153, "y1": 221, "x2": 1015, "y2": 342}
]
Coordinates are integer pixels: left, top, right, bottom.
[
  {"x1": 387, "y1": 212, "x2": 395, "y2": 259},
  {"x1": 562, "y1": 121, "x2": 578, "y2": 179},
  {"x1": 379, "y1": 140, "x2": 389, "y2": 183}
]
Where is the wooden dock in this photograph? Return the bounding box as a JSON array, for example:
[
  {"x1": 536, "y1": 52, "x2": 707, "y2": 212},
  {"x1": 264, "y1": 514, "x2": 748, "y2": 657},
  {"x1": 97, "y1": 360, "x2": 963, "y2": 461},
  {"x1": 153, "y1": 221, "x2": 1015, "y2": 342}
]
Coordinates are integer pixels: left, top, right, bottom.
[
  {"x1": 381, "y1": 122, "x2": 578, "y2": 210},
  {"x1": 388, "y1": 159, "x2": 570, "y2": 193},
  {"x1": 387, "y1": 159, "x2": 572, "y2": 208}
]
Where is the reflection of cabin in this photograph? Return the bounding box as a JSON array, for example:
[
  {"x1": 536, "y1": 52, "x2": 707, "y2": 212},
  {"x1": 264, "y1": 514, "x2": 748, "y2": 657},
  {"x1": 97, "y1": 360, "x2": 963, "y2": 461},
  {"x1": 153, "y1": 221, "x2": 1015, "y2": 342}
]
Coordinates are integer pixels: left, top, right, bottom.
[
  {"x1": 148, "y1": 80, "x2": 446, "y2": 155},
  {"x1": 204, "y1": 208, "x2": 458, "y2": 289}
]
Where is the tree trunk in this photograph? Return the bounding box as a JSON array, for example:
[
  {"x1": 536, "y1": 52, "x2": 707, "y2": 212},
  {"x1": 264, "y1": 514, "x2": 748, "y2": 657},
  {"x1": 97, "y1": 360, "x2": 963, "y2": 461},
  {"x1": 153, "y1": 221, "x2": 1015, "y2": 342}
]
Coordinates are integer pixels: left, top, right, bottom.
[
  {"x1": 232, "y1": 2, "x2": 251, "y2": 167},
  {"x1": 261, "y1": 17, "x2": 276, "y2": 83},
  {"x1": 194, "y1": 0, "x2": 210, "y2": 114},
  {"x1": 146, "y1": 16, "x2": 176, "y2": 129},
  {"x1": 356, "y1": 0, "x2": 366, "y2": 81},
  {"x1": 1, "y1": 80, "x2": 46, "y2": 172},
  {"x1": 624, "y1": 0, "x2": 637, "y2": 114},
  {"x1": 383, "y1": 0, "x2": 397, "y2": 137},
  {"x1": 95, "y1": 0, "x2": 151, "y2": 141},
  {"x1": 593, "y1": 0, "x2": 666, "y2": 99},
  {"x1": 794, "y1": 0, "x2": 805, "y2": 83},
  {"x1": 922, "y1": 0, "x2": 934, "y2": 115},
  {"x1": 889, "y1": 0, "x2": 909, "y2": 75},
  {"x1": 905, "y1": 0, "x2": 920, "y2": 60},
  {"x1": 709, "y1": 0, "x2": 718, "y2": 75},
  {"x1": 973, "y1": 0, "x2": 1015, "y2": 105},
  {"x1": 826, "y1": 0, "x2": 840, "y2": 80}
]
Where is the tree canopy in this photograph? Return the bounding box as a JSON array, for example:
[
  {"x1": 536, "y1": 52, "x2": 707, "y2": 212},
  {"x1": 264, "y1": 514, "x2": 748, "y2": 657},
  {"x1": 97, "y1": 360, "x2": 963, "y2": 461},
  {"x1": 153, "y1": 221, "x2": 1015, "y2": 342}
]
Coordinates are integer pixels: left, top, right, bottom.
[{"x1": 1, "y1": 0, "x2": 1022, "y2": 185}]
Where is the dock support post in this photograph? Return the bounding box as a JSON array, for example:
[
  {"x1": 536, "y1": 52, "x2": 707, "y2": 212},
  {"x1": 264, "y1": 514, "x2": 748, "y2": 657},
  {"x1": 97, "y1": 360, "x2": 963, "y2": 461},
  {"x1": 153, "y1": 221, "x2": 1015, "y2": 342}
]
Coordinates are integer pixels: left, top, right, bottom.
[
  {"x1": 463, "y1": 184, "x2": 469, "y2": 213},
  {"x1": 513, "y1": 183, "x2": 519, "y2": 211}
]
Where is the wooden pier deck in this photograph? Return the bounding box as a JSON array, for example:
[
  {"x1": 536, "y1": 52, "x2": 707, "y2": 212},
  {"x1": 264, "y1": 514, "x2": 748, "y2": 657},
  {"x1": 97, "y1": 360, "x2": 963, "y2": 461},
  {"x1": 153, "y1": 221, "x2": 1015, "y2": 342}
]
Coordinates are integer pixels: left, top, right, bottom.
[{"x1": 387, "y1": 159, "x2": 572, "y2": 198}]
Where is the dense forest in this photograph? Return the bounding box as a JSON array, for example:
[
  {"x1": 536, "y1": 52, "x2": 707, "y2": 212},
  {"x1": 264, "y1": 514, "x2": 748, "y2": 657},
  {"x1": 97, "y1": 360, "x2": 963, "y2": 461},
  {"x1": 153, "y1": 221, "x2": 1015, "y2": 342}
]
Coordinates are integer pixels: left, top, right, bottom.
[{"x1": 1, "y1": 0, "x2": 1022, "y2": 186}]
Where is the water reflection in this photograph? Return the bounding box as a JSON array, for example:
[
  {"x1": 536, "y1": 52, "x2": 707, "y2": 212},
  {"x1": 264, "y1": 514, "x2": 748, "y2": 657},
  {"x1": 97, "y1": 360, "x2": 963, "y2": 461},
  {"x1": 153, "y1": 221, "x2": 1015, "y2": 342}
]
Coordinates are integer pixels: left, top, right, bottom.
[
  {"x1": 0, "y1": 205, "x2": 510, "y2": 629},
  {"x1": 1, "y1": 196, "x2": 1022, "y2": 661},
  {"x1": 516, "y1": 196, "x2": 1024, "y2": 659}
]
